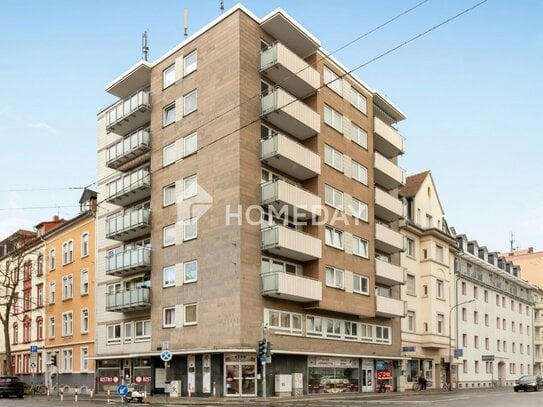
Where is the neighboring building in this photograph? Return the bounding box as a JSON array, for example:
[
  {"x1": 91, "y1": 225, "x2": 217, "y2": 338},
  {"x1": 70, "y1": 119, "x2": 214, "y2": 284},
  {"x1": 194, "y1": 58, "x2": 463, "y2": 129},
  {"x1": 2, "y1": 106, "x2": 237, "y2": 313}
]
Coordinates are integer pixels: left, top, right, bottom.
[
  {"x1": 531, "y1": 286, "x2": 543, "y2": 376},
  {"x1": 43, "y1": 190, "x2": 97, "y2": 391},
  {"x1": 454, "y1": 235, "x2": 534, "y2": 388},
  {"x1": 399, "y1": 171, "x2": 457, "y2": 390},
  {"x1": 95, "y1": 5, "x2": 407, "y2": 397},
  {"x1": 503, "y1": 248, "x2": 543, "y2": 288}
]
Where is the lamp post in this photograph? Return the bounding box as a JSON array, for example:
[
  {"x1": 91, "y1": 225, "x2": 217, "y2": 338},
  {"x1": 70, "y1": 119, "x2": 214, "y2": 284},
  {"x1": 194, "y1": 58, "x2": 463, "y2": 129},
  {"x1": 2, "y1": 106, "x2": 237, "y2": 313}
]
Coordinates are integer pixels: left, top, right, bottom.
[{"x1": 448, "y1": 298, "x2": 475, "y2": 390}]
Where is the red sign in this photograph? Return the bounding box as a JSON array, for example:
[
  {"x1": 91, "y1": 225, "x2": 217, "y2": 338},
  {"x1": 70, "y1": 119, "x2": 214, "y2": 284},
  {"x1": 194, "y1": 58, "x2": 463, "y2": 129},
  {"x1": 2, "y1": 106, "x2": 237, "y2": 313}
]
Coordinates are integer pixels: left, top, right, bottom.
[
  {"x1": 113, "y1": 377, "x2": 120, "y2": 383},
  {"x1": 142, "y1": 376, "x2": 152, "y2": 383},
  {"x1": 99, "y1": 377, "x2": 120, "y2": 383},
  {"x1": 376, "y1": 371, "x2": 392, "y2": 379}
]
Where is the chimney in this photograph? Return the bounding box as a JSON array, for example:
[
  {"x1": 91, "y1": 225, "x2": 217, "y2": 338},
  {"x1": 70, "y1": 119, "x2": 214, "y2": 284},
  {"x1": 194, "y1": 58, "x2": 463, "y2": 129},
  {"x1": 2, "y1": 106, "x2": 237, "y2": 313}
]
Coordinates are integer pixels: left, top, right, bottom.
[{"x1": 529, "y1": 247, "x2": 534, "y2": 253}]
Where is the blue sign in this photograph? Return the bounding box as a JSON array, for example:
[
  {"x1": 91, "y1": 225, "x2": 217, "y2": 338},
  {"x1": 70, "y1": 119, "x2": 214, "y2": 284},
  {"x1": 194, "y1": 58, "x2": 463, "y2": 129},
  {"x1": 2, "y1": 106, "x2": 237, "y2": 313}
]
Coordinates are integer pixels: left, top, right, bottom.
[
  {"x1": 30, "y1": 345, "x2": 38, "y2": 353},
  {"x1": 117, "y1": 384, "x2": 128, "y2": 396},
  {"x1": 454, "y1": 349, "x2": 464, "y2": 358},
  {"x1": 160, "y1": 350, "x2": 172, "y2": 362},
  {"x1": 402, "y1": 346, "x2": 416, "y2": 352}
]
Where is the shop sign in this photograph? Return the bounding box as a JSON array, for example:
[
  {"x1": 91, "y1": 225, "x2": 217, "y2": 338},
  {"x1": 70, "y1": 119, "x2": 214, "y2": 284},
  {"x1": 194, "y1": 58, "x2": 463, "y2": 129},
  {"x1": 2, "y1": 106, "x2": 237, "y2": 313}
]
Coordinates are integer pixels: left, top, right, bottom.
[
  {"x1": 308, "y1": 356, "x2": 358, "y2": 368},
  {"x1": 224, "y1": 354, "x2": 256, "y2": 363},
  {"x1": 377, "y1": 371, "x2": 392, "y2": 379},
  {"x1": 134, "y1": 376, "x2": 152, "y2": 383},
  {"x1": 99, "y1": 377, "x2": 120, "y2": 383}
]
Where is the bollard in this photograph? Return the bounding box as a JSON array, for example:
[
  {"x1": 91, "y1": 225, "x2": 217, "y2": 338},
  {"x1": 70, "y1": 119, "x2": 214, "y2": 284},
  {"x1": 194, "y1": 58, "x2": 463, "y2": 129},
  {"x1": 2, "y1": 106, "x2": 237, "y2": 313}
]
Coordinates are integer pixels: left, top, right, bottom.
[
  {"x1": 75, "y1": 385, "x2": 78, "y2": 402},
  {"x1": 47, "y1": 386, "x2": 50, "y2": 401},
  {"x1": 90, "y1": 387, "x2": 94, "y2": 401},
  {"x1": 212, "y1": 382, "x2": 216, "y2": 398},
  {"x1": 60, "y1": 386, "x2": 64, "y2": 402},
  {"x1": 144, "y1": 383, "x2": 147, "y2": 402},
  {"x1": 188, "y1": 384, "x2": 192, "y2": 400},
  {"x1": 107, "y1": 385, "x2": 111, "y2": 404}
]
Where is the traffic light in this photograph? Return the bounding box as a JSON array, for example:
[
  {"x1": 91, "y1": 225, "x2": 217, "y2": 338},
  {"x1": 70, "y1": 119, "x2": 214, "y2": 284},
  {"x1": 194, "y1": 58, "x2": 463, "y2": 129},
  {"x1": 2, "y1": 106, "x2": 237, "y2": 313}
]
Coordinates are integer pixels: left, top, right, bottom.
[
  {"x1": 257, "y1": 339, "x2": 267, "y2": 357},
  {"x1": 51, "y1": 354, "x2": 57, "y2": 366},
  {"x1": 266, "y1": 341, "x2": 272, "y2": 357}
]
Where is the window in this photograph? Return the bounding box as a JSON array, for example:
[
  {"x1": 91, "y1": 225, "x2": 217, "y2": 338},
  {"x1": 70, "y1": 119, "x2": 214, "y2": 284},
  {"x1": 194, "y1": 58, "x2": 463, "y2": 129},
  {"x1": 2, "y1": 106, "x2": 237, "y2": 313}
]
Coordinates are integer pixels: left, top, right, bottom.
[
  {"x1": 485, "y1": 313, "x2": 489, "y2": 326},
  {"x1": 163, "y1": 307, "x2": 175, "y2": 328},
  {"x1": 261, "y1": 257, "x2": 298, "y2": 275},
  {"x1": 49, "y1": 249, "x2": 56, "y2": 270},
  {"x1": 183, "y1": 89, "x2": 198, "y2": 115},
  {"x1": 124, "y1": 322, "x2": 132, "y2": 343},
  {"x1": 183, "y1": 132, "x2": 197, "y2": 156},
  {"x1": 81, "y1": 348, "x2": 89, "y2": 372},
  {"x1": 184, "y1": 50, "x2": 197, "y2": 76},
  {"x1": 496, "y1": 317, "x2": 501, "y2": 329},
  {"x1": 135, "y1": 320, "x2": 151, "y2": 341},
  {"x1": 503, "y1": 318, "x2": 506, "y2": 330},
  {"x1": 36, "y1": 317, "x2": 43, "y2": 341},
  {"x1": 81, "y1": 309, "x2": 89, "y2": 334},
  {"x1": 351, "y1": 161, "x2": 368, "y2": 185},
  {"x1": 23, "y1": 289, "x2": 31, "y2": 311},
  {"x1": 325, "y1": 226, "x2": 343, "y2": 249},
  {"x1": 425, "y1": 214, "x2": 432, "y2": 228},
  {"x1": 324, "y1": 144, "x2": 343, "y2": 171},
  {"x1": 375, "y1": 326, "x2": 390, "y2": 344},
  {"x1": 436, "y1": 280, "x2": 444, "y2": 299},
  {"x1": 163, "y1": 224, "x2": 176, "y2": 247},
  {"x1": 163, "y1": 103, "x2": 175, "y2": 126},
  {"x1": 62, "y1": 349, "x2": 73, "y2": 372},
  {"x1": 512, "y1": 321, "x2": 515, "y2": 332},
  {"x1": 406, "y1": 238, "x2": 415, "y2": 257},
  {"x1": 484, "y1": 290, "x2": 488, "y2": 302},
  {"x1": 473, "y1": 286, "x2": 478, "y2": 299},
  {"x1": 485, "y1": 337, "x2": 489, "y2": 350},
  {"x1": 81, "y1": 269, "x2": 89, "y2": 295},
  {"x1": 62, "y1": 275, "x2": 73, "y2": 300},
  {"x1": 436, "y1": 245, "x2": 444, "y2": 262},
  {"x1": 81, "y1": 232, "x2": 89, "y2": 257},
  {"x1": 163, "y1": 64, "x2": 175, "y2": 88},
  {"x1": 351, "y1": 198, "x2": 368, "y2": 221},
  {"x1": 62, "y1": 240, "x2": 73, "y2": 264},
  {"x1": 107, "y1": 324, "x2": 121, "y2": 345},
  {"x1": 353, "y1": 274, "x2": 369, "y2": 295},
  {"x1": 307, "y1": 316, "x2": 323, "y2": 336},
  {"x1": 62, "y1": 312, "x2": 73, "y2": 336},
  {"x1": 184, "y1": 260, "x2": 197, "y2": 283},
  {"x1": 437, "y1": 314, "x2": 444, "y2": 334},
  {"x1": 462, "y1": 333, "x2": 467, "y2": 347},
  {"x1": 163, "y1": 184, "x2": 176, "y2": 207},
  {"x1": 183, "y1": 218, "x2": 198, "y2": 241},
  {"x1": 352, "y1": 236, "x2": 369, "y2": 258},
  {"x1": 474, "y1": 360, "x2": 479, "y2": 373},
  {"x1": 163, "y1": 142, "x2": 176, "y2": 166},
  {"x1": 407, "y1": 311, "x2": 415, "y2": 332},
  {"x1": 324, "y1": 185, "x2": 343, "y2": 210},
  {"x1": 324, "y1": 105, "x2": 342, "y2": 132},
  {"x1": 474, "y1": 335, "x2": 479, "y2": 348},
  {"x1": 49, "y1": 317, "x2": 55, "y2": 339},
  {"x1": 183, "y1": 175, "x2": 197, "y2": 199},
  {"x1": 463, "y1": 360, "x2": 468, "y2": 374},
  {"x1": 325, "y1": 266, "x2": 344, "y2": 289},
  {"x1": 497, "y1": 340, "x2": 501, "y2": 351},
  {"x1": 461, "y1": 281, "x2": 467, "y2": 295},
  {"x1": 406, "y1": 274, "x2": 416, "y2": 296},
  {"x1": 350, "y1": 87, "x2": 367, "y2": 114},
  {"x1": 323, "y1": 67, "x2": 342, "y2": 95},
  {"x1": 36, "y1": 284, "x2": 43, "y2": 307},
  {"x1": 184, "y1": 304, "x2": 198, "y2": 326},
  {"x1": 344, "y1": 321, "x2": 358, "y2": 340},
  {"x1": 266, "y1": 309, "x2": 302, "y2": 335},
  {"x1": 37, "y1": 255, "x2": 43, "y2": 276},
  {"x1": 163, "y1": 265, "x2": 175, "y2": 287},
  {"x1": 23, "y1": 317, "x2": 31, "y2": 343},
  {"x1": 351, "y1": 122, "x2": 368, "y2": 148},
  {"x1": 462, "y1": 307, "x2": 467, "y2": 321}
]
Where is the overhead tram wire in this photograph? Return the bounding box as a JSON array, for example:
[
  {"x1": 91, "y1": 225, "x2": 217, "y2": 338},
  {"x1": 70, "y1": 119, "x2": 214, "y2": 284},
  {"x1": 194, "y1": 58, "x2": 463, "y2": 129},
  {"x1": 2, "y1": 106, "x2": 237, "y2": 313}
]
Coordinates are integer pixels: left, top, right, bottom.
[{"x1": 93, "y1": 0, "x2": 489, "y2": 209}]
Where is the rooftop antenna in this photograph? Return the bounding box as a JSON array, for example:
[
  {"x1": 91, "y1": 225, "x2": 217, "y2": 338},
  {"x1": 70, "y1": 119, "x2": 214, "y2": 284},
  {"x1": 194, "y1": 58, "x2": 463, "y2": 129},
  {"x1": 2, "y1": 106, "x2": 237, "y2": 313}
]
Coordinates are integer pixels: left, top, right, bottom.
[
  {"x1": 183, "y1": 9, "x2": 189, "y2": 39},
  {"x1": 142, "y1": 31, "x2": 149, "y2": 61},
  {"x1": 510, "y1": 232, "x2": 517, "y2": 251},
  {"x1": 220, "y1": 1, "x2": 224, "y2": 13}
]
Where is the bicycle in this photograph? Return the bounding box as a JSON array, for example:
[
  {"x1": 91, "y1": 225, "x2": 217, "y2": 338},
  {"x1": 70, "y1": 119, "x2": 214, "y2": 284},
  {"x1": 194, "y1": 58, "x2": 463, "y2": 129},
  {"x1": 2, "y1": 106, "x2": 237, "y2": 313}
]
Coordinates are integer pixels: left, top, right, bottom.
[
  {"x1": 442, "y1": 382, "x2": 451, "y2": 391},
  {"x1": 412, "y1": 382, "x2": 421, "y2": 391},
  {"x1": 30, "y1": 384, "x2": 48, "y2": 395}
]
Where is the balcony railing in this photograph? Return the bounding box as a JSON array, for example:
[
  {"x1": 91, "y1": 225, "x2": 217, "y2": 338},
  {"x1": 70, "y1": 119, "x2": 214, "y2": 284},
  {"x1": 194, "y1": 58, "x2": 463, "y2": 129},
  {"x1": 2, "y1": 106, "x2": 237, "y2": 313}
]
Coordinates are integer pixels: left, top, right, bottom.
[
  {"x1": 106, "y1": 128, "x2": 151, "y2": 170},
  {"x1": 261, "y1": 225, "x2": 321, "y2": 262},
  {"x1": 375, "y1": 259, "x2": 406, "y2": 286},
  {"x1": 375, "y1": 294, "x2": 407, "y2": 318},
  {"x1": 106, "y1": 248, "x2": 151, "y2": 276},
  {"x1": 261, "y1": 179, "x2": 320, "y2": 220},
  {"x1": 261, "y1": 88, "x2": 319, "y2": 140},
  {"x1": 260, "y1": 42, "x2": 319, "y2": 98},
  {"x1": 373, "y1": 116, "x2": 405, "y2": 158},
  {"x1": 261, "y1": 133, "x2": 320, "y2": 180},
  {"x1": 105, "y1": 287, "x2": 151, "y2": 312},
  {"x1": 261, "y1": 271, "x2": 322, "y2": 302},
  {"x1": 375, "y1": 188, "x2": 404, "y2": 222},
  {"x1": 374, "y1": 152, "x2": 406, "y2": 191},
  {"x1": 106, "y1": 206, "x2": 151, "y2": 242},
  {"x1": 375, "y1": 223, "x2": 403, "y2": 254},
  {"x1": 105, "y1": 167, "x2": 151, "y2": 207},
  {"x1": 105, "y1": 89, "x2": 151, "y2": 136}
]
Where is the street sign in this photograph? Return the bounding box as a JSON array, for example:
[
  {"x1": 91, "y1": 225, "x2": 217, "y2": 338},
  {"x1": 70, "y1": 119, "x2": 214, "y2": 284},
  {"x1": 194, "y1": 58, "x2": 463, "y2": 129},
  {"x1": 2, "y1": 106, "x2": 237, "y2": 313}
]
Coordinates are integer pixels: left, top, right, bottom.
[
  {"x1": 402, "y1": 346, "x2": 416, "y2": 352},
  {"x1": 134, "y1": 376, "x2": 142, "y2": 384},
  {"x1": 30, "y1": 345, "x2": 38, "y2": 353},
  {"x1": 162, "y1": 341, "x2": 169, "y2": 350},
  {"x1": 482, "y1": 355, "x2": 495, "y2": 361},
  {"x1": 117, "y1": 384, "x2": 128, "y2": 396},
  {"x1": 30, "y1": 362, "x2": 36, "y2": 369},
  {"x1": 454, "y1": 348, "x2": 464, "y2": 358},
  {"x1": 161, "y1": 350, "x2": 172, "y2": 362}
]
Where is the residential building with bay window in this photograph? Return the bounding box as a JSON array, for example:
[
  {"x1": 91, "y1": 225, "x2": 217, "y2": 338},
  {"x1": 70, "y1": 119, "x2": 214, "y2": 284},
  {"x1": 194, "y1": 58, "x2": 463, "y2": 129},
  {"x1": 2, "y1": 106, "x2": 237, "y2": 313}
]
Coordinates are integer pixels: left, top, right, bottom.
[{"x1": 95, "y1": 4, "x2": 407, "y2": 397}]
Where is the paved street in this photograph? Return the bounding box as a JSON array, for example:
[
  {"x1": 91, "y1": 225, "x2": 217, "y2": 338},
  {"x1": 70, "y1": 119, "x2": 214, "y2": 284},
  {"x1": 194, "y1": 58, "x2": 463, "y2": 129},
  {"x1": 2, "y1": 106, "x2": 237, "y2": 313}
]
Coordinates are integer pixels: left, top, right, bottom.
[{"x1": 2, "y1": 388, "x2": 543, "y2": 406}]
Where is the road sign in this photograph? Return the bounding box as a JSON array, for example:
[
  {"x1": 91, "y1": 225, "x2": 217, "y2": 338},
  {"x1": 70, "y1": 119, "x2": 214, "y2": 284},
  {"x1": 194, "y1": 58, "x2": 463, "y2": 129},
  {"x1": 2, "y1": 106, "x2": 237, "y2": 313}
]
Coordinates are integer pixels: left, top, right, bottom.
[
  {"x1": 134, "y1": 376, "x2": 142, "y2": 384},
  {"x1": 161, "y1": 350, "x2": 172, "y2": 362},
  {"x1": 402, "y1": 346, "x2": 416, "y2": 352},
  {"x1": 482, "y1": 354, "x2": 495, "y2": 361},
  {"x1": 30, "y1": 345, "x2": 38, "y2": 353},
  {"x1": 117, "y1": 384, "x2": 128, "y2": 396},
  {"x1": 454, "y1": 348, "x2": 464, "y2": 358},
  {"x1": 30, "y1": 362, "x2": 36, "y2": 369}
]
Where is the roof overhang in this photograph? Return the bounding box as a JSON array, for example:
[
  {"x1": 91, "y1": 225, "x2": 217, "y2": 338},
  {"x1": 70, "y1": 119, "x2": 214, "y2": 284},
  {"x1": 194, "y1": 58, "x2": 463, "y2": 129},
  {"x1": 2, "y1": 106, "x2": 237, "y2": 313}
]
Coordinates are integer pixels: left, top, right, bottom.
[
  {"x1": 373, "y1": 92, "x2": 407, "y2": 123},
  {"x1": 105, "y1": 61, "x2": 152, "y2": 99}
]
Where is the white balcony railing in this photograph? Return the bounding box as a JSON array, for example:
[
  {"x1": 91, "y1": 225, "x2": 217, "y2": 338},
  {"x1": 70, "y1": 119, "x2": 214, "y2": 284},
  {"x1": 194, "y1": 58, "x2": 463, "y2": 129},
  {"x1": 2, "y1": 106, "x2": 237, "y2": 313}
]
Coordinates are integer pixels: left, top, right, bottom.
[
  {"x1": 106, "y1": 128, "x2": 150, "y2": 169},
  {"x1": 105, "y1": 89, "x2": 151, "y2": 136},
  {"x1": 105, "y1": 167, "x2": 150, "y2": 206},
  {"x1": 106, "y1": 206, "x2": 150, "y2": 241},
  {"x1": 261, "y1": 271, "x2": 322, "y2": 302},
  {"x1": 105, "y1": 287, "x2": 151, "y2": 312},
  {"x1": 261, "y1": 225, "x2": 321, "y2": 262},
  {"x1": 106, "y1": 248, "x2": 151, "y2": 276}
]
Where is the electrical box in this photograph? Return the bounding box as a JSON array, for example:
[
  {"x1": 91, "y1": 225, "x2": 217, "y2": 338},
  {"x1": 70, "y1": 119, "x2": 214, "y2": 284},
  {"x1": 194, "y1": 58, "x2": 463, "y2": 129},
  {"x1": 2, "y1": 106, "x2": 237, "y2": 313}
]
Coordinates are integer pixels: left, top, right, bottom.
[
  {"x1": 292, "y1": 373, "x2": 303, "y2": 396},
  {"x1": 275, "y1": 374, "x2": 292, "y2": 397}
]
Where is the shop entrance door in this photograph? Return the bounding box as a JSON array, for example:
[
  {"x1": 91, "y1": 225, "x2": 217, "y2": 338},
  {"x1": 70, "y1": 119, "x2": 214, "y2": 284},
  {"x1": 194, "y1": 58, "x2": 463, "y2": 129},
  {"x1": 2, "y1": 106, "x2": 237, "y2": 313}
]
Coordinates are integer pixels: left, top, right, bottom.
[
  {"x1": 225, "y1": 359, "x2": 257, "y2": 396},
  {"x1": 361, "y1": 360, "x2": 374, "y2": 392}
]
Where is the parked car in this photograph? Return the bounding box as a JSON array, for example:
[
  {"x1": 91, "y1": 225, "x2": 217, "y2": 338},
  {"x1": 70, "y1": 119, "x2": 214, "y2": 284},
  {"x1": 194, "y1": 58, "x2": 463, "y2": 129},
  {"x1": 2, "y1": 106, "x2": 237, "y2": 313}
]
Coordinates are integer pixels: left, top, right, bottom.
[
  {"x1": 0, "y1": 376, "x2": 25, "y2": 398},
  {"x1": 513, "y1": 375, "x2": 543, "y2": 392}
]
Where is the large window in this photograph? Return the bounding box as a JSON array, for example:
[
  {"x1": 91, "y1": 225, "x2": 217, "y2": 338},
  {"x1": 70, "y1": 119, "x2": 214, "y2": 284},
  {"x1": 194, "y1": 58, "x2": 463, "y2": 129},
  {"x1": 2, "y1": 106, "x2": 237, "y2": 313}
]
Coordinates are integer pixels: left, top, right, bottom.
[
  {"x1": 325, "y1": 226, "x2": 343, "y2": 250},
  {"x1": 62, "y1": 349, "x2": 73, "y2": 372},
  {"x1": 62, "y1": 312, "x2": 73, "y2": 336},
  {"x1": 324, "y1": 144, "x2": 343, "y2": 171},
  {"x1": 183, "y1": 218, "x2": 198, "y2": 241},
  {"x1": 183, "y1": 175, "x2": 197, "y2": 199},
  {"x1": 135, "y1": 320, "x2": 151, "y2": 341},
  {"x1": 324, "y1": 105, "x2": 342, "y2": 132},
  {"x1": 323, "y1": 67, "x2": 342, "y2": 95},
  {"x1": 183, "y1": 132, "x2": 197, "y2": 156},
  {"x1": 62, "y1": 275, "x2": 73, "y2": 300},
  {"x1": 183, "y1": 90, "x2": 198, "y2": 115},
  {"x1": 351, "y1": 122, "x2": 368, "y2": 148},
  {"x1": 324, "y1": 185, "x2": 343, "y2": 210},
  {"x1": 261, "y1": 257, "x2": 298, "y2": 275},
  {"x1": 353, "y1": 274, "x2": 369, "y2": 295},
  {"x1": 163, "y1": 142, "x2": 176, "y2": 167},
  {"x1": 163, "y1": 103, "x2": 176, "y2": 126},
  {"x1": 325, "y1": 266, "x2": 344, "y2": 289},
  {"x1": 351, "y1": 198, "x2": 368, "y2": 221},
  {"x1": 350, "y1": 88, "x2": 367, "y2": 114},
  {"x1": 163, "y1": 64, "x2": 175, "y2": 88},
  {"x1": 163, "y1": 224, "x2": 176, "y2": 247},
  {"x1": 352, "y1": 236, "x2": 369, "y2": 258},
  {"x1": 184, "y1": 304, "x2": 198, "y2": 326},
  {"x1": 351, "y1": 161, "x2": 368, "y2": 185},
  {"x1": 184, "y1": 260, "x2": 198, "y2": 283},
  {"x1": 265, "y1": 309, "x2": 302, "y2": 335},
  {"x1": 81, "y1": 232, "x2": 89, "y2": 257},
  {"x1": 184, "y1": 50, "x2": 197, "y2": 76}
]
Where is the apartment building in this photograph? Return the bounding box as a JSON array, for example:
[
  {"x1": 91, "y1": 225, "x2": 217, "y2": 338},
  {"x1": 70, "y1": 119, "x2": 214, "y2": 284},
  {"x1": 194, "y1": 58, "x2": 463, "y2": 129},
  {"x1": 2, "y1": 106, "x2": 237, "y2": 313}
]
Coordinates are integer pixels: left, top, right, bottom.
[
  {"x1": 95, "y1": 5, "x2": 407, "y2": 397},
  {"x1": 0, "y1": 217, "x2": 63, "y2": 384},
  {"x1": 43, "y1": 190, "x2": 97, "y2": 391},
  {"x1": 531, "y1": 286, "x2": 543, "y2": 376},
  {"x1": 454, "y1": 235, "x2": 534, "y2": 388},
  {"x1": 398, "y1": 171, "x2": 457, "y2": 390}
]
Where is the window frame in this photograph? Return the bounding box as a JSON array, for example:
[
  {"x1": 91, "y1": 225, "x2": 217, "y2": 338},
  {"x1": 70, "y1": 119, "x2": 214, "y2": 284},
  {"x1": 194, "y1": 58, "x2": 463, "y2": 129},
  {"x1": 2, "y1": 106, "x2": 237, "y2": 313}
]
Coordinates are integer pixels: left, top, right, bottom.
[
  {"x1": 163, "y1": 224, "x2": 176, "y2": 247},
  {"x1": 352, "y1": 235, "x2": 369, "y2": 258},
  {"x1": 351, "y1": 161, "x2": 368, "y2": 185},
  {"x1": 323, "y1": 66, "x2": 342, "y2": 96},
  {"x1": 184, "y1": 303, "x2": 198, "y2": 326},
  {"x1": 81, "y1": 232, "x2": 89, "y2": 258},
  {"x1": 351, "y1": 197, "x2": 369, "y2": 222},
  {"x1": 163, "y1": 183, "x2": 176, "y2": 207},
  {"x1": 325, "y1": 266, "x2": 345, "y2": 290},
  {"x1": 324, "y1": 185, "x2": 343, "y2": 211},
  {"x1": 183, "y1": 50, "x2": 197, "y2": 76},
  {"x1": 324, "y1": 144, "x2": 343, "y2": 172},
  {"x1": 81, "y1": 269, "x2": 89, "y2": 295},
  {"x1": 183, "y1": 174, "x2": 197, "y2": 200},
  {"x1": 163, "y1": 103, "x2": 176, "y2": 127},
  {"x1": 351, "y1": 122, "x2": 368, "y2": 149},
  {"x1": 183, "y1": 89, "x2": 198, "y2": 116},
  {"x1": 163, "y1": 265, "x2": 176, "y2": 288},
  {"x1": 353, "y1": 274, "x2": 369, "y2": 295},
  {"x1": 184, "y1": 260, "x2": 198, "y2": 283},
  {"x1": 183, "y1": 132, "x2": 197, "y2": 156},
  {"x1": 163, "y1": 142, "x2": 176, "y2": 167},
  {"x1": 325, "y1": 226, "x2": 344, "y2": 250},
  {"x1": 183, "y1": 218, "x2": 198, "y2": 241},
  {"x1": 350, "y1": 87, "x2": 367, "y2": 114},
  {"x1": 324, "y1": 104, "x2": 343, "y2": 133},
  {"x1": 163, "y1": 307, "x2": 176, "y2": 328},
  {"x1": 163, "y1": 64, "x2": 176, "y2": 88}
]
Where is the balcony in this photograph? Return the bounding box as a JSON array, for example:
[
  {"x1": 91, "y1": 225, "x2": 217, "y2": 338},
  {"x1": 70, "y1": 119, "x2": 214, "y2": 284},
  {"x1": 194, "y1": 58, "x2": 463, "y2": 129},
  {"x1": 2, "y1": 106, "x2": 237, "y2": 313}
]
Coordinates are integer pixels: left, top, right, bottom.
[
  {"x1": 106, "y1": 248, "x2": 151, "y2": 277},
  {"x1": 261, "y1": 133, "x2": 320, "y2": 180},
  {"x1": 261, "y1": 179, "x2": 320, "y2": 220},
  {"x1": 106, "y1": 128, "x2": 151, "y2": 170},
  {"x1": 105, "y1": 287, "x2": 151, "y2": 312},
  {"x1": 374, "y1": 152, "x2": 405, "y2": 191},
  {"x1": 535, "y1": 319, "x2": 543, "y2": 328},
  {"x1": 105, "y1": 89, "x2": 151, "y2": 136},
  {"x1": 375, "y1": 223, "x2": 403, "y2": 254},
  {"x1": 376, "y1": 294, "x2": 407, "y2": 318},
  {"x1": 375, "y1": 259, "x2": 405, "y2": 286},
  {"x1": 261, "y1": 271, "x2": 322, "y2": 302},
  {"x1": 375, "y1": 188, "x2": 404, "y2": 222},
  {"x1": 260, "y1": 42, "x2": 319, "y2": 99},
  {"x1": 373, "y1": 116, "x2": 405, "y2": 158},
  {"x1": 262, "y1": 225, "x2": 321, "y2": 262},
  {"x1": 105, "y1": 167, "x2": 151, "y2": 207},
  {"x1": 106, "y1": 207, "x2": 151, "y2": 242},
  {"x1": 261, "y1": 88, "x2": 319, "y2": 140}
]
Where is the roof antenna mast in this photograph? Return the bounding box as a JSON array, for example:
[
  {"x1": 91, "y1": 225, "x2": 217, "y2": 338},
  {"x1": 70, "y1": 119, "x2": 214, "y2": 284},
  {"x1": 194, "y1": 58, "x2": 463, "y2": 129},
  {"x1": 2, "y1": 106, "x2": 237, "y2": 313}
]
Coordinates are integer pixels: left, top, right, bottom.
[
  {"x1": 184, "y1": 9, "x2": 189, "y2": 39},
  {"x1": 510, "y1": 232, "x2": 517, "y2": 252},
  {"x1": 142, "y1": 31, "x2": 149, "y2": 61},
  {"x1": 220, "y1": 1, "x2": 224, "y2": 14}
]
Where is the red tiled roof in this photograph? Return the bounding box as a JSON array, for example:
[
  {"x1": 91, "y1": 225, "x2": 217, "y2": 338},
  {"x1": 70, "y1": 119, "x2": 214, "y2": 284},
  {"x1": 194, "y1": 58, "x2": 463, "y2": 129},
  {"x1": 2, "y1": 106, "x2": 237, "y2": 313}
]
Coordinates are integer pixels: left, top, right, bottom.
[{"x1": 399, "y1": 171, "x2": 430, "y2": 198}]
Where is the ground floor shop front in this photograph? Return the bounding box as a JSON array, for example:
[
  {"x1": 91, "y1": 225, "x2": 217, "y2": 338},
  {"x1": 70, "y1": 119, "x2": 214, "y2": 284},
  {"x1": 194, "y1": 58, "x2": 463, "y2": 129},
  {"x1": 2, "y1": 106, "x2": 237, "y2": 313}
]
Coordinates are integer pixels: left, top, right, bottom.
[{"x1": 95, "y1": 352, "x2": 402, "y2": 397}]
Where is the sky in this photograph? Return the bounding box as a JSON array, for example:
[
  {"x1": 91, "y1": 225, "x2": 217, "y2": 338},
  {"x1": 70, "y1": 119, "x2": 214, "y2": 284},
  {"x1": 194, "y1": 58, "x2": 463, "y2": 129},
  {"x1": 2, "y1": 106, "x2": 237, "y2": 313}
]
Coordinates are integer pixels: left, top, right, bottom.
[{"x1": 0, "y1": 0, "x2": 541, "y2": 252}]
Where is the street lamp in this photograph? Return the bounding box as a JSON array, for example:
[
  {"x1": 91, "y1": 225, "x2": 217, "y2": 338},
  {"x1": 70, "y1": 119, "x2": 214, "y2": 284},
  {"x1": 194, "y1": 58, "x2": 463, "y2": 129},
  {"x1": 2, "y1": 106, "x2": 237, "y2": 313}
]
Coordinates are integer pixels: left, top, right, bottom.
[{"x1": 448, "y1": 298, "x2": 475, "y2": 390}]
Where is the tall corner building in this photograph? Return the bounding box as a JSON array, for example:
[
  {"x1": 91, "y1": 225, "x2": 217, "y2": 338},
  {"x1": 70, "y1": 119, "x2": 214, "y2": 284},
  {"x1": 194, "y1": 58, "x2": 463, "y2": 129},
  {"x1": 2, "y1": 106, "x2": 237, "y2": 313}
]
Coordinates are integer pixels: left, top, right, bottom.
[{"x1": 95, "y1": 5, "x2": 407, "y2": 397}]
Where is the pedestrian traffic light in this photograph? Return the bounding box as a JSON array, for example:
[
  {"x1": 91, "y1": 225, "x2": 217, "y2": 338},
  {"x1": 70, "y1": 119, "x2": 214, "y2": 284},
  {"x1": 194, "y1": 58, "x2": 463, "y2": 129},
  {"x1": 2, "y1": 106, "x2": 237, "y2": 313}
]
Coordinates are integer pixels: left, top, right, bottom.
[
  {"x1": 266, "y1": 341, "x2": 272, "y2": 357},
  {"x1": 51, "y1": 354, "x2": 57, "y2": 366},
  {"x1": 257, "y1": 339, "x2": 267, "y2": 357}
]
